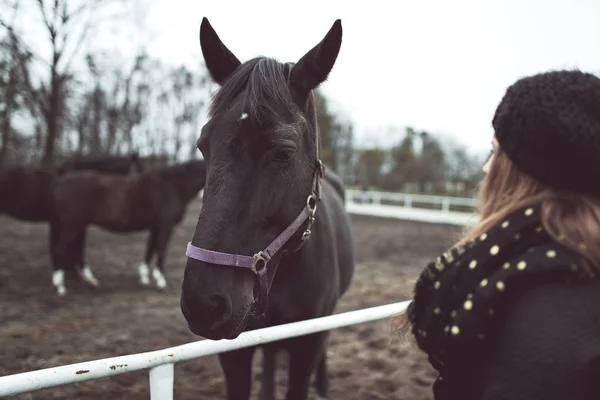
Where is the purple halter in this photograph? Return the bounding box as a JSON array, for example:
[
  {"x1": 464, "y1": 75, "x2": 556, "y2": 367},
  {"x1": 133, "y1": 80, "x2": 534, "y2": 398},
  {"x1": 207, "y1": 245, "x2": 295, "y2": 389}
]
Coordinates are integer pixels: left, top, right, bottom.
[{"x1": 185, "y1": 161, "x2": 325, "y2": 314}]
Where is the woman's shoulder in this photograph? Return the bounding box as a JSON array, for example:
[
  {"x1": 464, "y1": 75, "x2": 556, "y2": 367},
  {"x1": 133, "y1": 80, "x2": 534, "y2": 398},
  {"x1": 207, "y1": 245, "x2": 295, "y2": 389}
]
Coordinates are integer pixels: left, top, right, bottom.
[
  {"x1": 501, "y1": 238, "x2": 600, "y2": 335},
  {"x1": 478, "y1": 271, "x2": 600, "y2": 399},
  {"x1": 503, "y1": 276, "x2": 600, "y2": 333}
]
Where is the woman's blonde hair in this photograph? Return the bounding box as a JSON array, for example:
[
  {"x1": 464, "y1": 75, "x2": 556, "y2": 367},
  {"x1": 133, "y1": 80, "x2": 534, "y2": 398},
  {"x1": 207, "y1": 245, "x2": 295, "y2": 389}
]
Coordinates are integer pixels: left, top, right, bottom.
[
  {"x1": 394, "y1": 145, "x2": 600, "y2": 337},
  {"x1": 458, "y1": 148, "x2": 600, "y2": 266}
]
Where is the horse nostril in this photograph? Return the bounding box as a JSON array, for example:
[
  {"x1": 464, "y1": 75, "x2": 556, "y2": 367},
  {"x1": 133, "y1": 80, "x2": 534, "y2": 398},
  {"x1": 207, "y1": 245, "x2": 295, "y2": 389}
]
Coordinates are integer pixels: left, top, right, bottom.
[{"x1": 208, "y1": 294, "x2": 233, "y2": 331}]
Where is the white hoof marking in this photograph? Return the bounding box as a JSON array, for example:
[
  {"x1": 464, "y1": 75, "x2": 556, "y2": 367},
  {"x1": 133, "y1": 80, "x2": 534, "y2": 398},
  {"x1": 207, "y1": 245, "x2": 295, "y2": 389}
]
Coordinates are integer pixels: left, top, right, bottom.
[
  {"x1": 139, "y1": 262, "x2": 150, "y2": 286},
  {"x1": 152, "y1": 268, "x2": 167, "y2": 289},
  {"x1": 81, "y1": 265, "x2": 100, "y2": 287},
  {"x1": 52, "y1": 270, "x2": 66, "y2": 296}
]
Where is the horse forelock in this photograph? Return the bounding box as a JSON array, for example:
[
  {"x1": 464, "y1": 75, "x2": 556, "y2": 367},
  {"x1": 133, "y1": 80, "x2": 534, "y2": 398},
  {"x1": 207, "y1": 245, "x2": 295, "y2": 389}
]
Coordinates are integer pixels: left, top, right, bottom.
[{"x1": 208, "y1": 58, "x2": 298, "y2": 123}]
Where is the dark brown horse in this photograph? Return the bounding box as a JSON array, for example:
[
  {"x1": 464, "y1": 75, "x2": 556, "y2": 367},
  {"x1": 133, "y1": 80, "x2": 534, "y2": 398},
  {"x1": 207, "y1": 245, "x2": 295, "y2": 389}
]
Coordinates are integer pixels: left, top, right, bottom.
[
  {"x1": 0, "y1": 152, "x2": 143, "y2": 222},
  {"x1": 180, "y1": 18, "x2": 355, "y2": 400},
  {"x1": 0, "y1": 166, "x2": 56, "y2": 222},
  {"x1": 0, "y1": 152, "x2": 145, "y2": 286},
  {"x1": 55, "y1": 152, "x2": 144, "y2": 175},
  {"x1": 50, "y1": 159, "x2": 206, "y2": 295}
]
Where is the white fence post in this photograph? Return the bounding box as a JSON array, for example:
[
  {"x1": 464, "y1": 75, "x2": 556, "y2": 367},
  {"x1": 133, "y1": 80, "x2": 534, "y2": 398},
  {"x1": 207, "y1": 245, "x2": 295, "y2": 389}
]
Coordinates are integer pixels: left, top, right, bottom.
[
  {"x1": 149, "y1": 363, "x2": 174, "y2": 400},
  {"x1": 404, "y1": 195, "x2": 412, "y2": 209},
  {"x1": 441, "y1": 198, "x2": 450, "y2": 213}
]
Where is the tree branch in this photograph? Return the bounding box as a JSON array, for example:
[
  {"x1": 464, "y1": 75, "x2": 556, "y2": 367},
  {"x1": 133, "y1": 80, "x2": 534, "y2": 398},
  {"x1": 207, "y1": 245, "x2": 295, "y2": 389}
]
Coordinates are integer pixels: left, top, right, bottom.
[
  {"x1": 60, "y1": 14, "x2": 93, "y2": 72},
  {"x1": 35, "y1": 0, "x2": 56, "y2": 43}
]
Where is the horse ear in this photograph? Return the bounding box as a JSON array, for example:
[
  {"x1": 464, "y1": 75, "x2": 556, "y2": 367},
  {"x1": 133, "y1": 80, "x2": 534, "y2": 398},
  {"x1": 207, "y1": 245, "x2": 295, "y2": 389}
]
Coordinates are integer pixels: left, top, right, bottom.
[
  {"x1": 199, "y1": 17, "x2": 241, "y2": 85},
  {"x1": 289, "y1": 19, "x2": 342, "y2": 100}
]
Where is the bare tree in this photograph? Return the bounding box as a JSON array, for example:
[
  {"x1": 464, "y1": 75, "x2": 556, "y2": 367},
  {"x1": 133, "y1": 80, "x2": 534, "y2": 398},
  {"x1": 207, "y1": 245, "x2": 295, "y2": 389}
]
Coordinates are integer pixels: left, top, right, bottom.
[
  {"x1": 441, "y1": 136, "x2": 486, "y2": 195},
  {"x1": 0, "y1": 1, "x2": 34, "y2": 166},
  {"x1": 30, "y1": 0, "x2": 114, "y2": 165},
  {"x1": 106, "y1": 52, "x2": 146, "y2": 154}
]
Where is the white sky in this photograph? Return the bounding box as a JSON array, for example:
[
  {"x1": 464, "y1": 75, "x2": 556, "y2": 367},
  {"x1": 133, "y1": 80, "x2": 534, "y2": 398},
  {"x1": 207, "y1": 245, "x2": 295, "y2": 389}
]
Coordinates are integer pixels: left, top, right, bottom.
[
  {"x1": 8, "y1": 0, "x2": 600, "y2": 155},
  {"x1": 140, "y1": 0, "x2": 600, "y2": 154}
]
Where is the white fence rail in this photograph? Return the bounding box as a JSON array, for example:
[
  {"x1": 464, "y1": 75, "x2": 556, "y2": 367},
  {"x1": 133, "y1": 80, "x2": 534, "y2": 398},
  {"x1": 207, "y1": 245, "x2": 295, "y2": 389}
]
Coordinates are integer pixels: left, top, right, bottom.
[
  {"x1": 346, "y1": 189, "x2": 479, "y2": 212},
  {"x1": 0, "y1": 301, "x2": 411, "y2": 399},
  {"x1": 345, "y1": 190, "x2": 478, "y2": 227},
  {"x1": 346, "y1": 202, "x2": 477, "y2": 226}
]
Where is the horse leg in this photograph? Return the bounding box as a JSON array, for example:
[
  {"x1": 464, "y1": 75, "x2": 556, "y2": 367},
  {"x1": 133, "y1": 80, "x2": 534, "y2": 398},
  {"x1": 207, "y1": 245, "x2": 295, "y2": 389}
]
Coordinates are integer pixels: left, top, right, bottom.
[
  {"x1": 52, "y1": 223, "x2": 81, "y2": 296},
  {"x1": 218, "y1": 346, "x2": 256, "y2": 400},
  {"x1": 70, "y1": 230, "x2": 85, "y2": 281},
  {"x1": 151, "y1": 225, "x2": 172, "y2": 290},
  {"x1": 49, "y1": 220, "x2": 66, "y2": 296},
  {"x1": 259, "y1": 344, "x2": 278, "y2": 400},
  {"x1": 76, "y1": 229, "x2": 100, "y2": 288},
  {"x1": 314, "y1": 347, "x2": 330, "y2": 399},
  {"x1": 49, "y1": 219, "x2": 60, "y2": 270},
  {"x1": 285, "y1": 332, "x2": 329, "y2": 400},
  {"x1": 138, "y1": 230, "x2": 157, "y2": 286}
]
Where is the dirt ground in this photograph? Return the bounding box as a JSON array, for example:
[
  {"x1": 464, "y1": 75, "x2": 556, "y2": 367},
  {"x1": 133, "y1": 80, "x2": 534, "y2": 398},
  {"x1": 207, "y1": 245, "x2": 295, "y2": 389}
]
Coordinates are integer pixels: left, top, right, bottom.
[{"x1": 0, "y1": 199, "x2": 463, "y2": 400}]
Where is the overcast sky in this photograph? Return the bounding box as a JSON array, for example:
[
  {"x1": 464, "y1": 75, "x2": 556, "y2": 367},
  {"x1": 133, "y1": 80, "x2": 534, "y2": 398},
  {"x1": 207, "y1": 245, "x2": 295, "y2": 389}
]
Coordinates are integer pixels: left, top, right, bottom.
[
  {"x1": 139, "y1": 0, "x2": 600, "y2": 154},
  {"x1": 10, "y1": 0, "x2": 600, "y2": 155}
]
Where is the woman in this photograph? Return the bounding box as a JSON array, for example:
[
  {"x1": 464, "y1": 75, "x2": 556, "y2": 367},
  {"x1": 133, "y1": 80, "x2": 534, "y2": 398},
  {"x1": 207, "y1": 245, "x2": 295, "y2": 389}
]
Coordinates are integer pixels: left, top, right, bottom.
[{"x1": 404, "y1": 69, "x2": 600, "y2": 399}]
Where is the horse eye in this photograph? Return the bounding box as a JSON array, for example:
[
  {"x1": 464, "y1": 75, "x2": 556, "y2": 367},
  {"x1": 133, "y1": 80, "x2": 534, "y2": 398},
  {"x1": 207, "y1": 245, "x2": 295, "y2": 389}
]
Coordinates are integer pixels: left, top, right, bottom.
[{"x1": 272, "y1": 148, "x2": 295, "y2": 162}]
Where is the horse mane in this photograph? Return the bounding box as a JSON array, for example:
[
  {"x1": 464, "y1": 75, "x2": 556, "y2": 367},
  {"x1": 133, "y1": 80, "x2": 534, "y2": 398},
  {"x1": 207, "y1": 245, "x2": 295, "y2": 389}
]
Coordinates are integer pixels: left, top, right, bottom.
[
  {"x1": 56, "y1": 152, "x2": 141, "y2": 174},
  {"x1": 209, "y1": 57, "x2": 297, "y2": 122},
  {"x1": 158, "y1": 159, "x2": 205, "y2": 179},
  {"x1": 62, "y1": 152, "x2": 136, "y2": 163}
]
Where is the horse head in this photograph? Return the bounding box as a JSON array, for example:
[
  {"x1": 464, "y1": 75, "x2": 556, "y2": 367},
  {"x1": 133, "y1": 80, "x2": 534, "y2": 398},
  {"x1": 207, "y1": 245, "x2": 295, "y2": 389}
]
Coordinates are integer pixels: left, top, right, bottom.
[{"x1": 180, "y1": 17, "x2": 343, "y2": 340}]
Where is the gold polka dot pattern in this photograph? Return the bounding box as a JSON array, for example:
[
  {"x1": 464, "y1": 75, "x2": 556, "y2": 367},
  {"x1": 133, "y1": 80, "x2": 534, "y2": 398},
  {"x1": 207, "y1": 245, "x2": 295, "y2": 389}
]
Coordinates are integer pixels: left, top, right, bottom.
[{"x1": 407, "y1": 204, "x2": 594, "y2": 382}]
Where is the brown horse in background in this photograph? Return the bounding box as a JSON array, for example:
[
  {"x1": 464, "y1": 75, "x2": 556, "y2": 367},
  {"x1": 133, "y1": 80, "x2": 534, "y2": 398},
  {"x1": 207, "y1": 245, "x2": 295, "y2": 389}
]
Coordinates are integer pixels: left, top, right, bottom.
[
  {"x1": 55, "y1": 152, "x2": 143, "y2": 175},
  {"x1": 50, "y1": 159, "x2": 206, "y2": 295},
  {"x1": 0, "y1": 152, "x2": 144, "y2": 289},
  {"x1": 0, "y1": 152, "x2": 143, "y2": 222}
]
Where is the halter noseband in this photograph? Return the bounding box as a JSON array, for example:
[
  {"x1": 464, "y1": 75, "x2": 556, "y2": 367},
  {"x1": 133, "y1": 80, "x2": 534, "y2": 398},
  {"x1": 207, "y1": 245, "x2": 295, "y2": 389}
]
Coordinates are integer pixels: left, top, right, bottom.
[{"x1": 185, "y1": 158, "x2": 325, "y2": 315}]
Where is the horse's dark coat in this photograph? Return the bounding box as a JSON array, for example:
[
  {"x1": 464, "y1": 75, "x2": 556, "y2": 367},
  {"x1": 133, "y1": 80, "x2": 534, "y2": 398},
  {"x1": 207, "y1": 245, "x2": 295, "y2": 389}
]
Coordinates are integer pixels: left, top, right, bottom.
[
  {"x1": 55, "y1": 152, "x2": 144, "y2": 175},
  {"x1": 50, "y1": 159, "x2": 206, "y2": 293},
  {"x1": 0, "y1": 153, "x2": 146, "y2": 280},
  {"x1": 0, "y1": 153, "x2": 143, "y2": 222},
  {"x1": 0, "y1": 167, "x2": 56, "y2": 222},
  {"x1": 180, "y1": 18, "x2": 355, "y2": 400}
]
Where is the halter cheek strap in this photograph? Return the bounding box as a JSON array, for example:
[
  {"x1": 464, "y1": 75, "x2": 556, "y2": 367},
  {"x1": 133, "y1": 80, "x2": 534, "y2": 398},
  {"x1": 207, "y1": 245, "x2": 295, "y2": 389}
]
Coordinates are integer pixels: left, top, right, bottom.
[{"x1": 185, "y1": 161, "x2": 325, "y2": 314}]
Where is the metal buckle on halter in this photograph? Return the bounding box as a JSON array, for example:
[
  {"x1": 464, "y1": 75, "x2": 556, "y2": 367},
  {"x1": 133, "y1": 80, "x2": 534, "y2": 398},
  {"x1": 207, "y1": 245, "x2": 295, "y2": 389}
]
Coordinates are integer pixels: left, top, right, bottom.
[
  {"x1": 298, "y1": 162, "x2": 323, "y2": 245},
  {"x1": 301, "y1": 194, "x2": 318, "y2": 241},
  {"x1": 251, "y1": 251, "x2": 268, "y2": 275}
]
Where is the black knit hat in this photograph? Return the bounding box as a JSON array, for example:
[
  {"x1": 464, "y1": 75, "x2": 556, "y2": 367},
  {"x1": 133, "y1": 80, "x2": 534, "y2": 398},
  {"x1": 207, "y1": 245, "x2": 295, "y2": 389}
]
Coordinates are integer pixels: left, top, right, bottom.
[{"x1": 492, "y1": 69, "x2": 600, "y2": 196}]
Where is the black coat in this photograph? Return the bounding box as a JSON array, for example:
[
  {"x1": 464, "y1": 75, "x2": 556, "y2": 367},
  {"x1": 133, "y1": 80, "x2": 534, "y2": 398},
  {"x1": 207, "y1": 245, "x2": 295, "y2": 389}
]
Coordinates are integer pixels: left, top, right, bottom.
[
  {"x1": 407, "y1": 204, "x2": 600, "y2": 400},
  {"x1": 440, "y1": 279, "x2": 600, "y2": 399}
]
